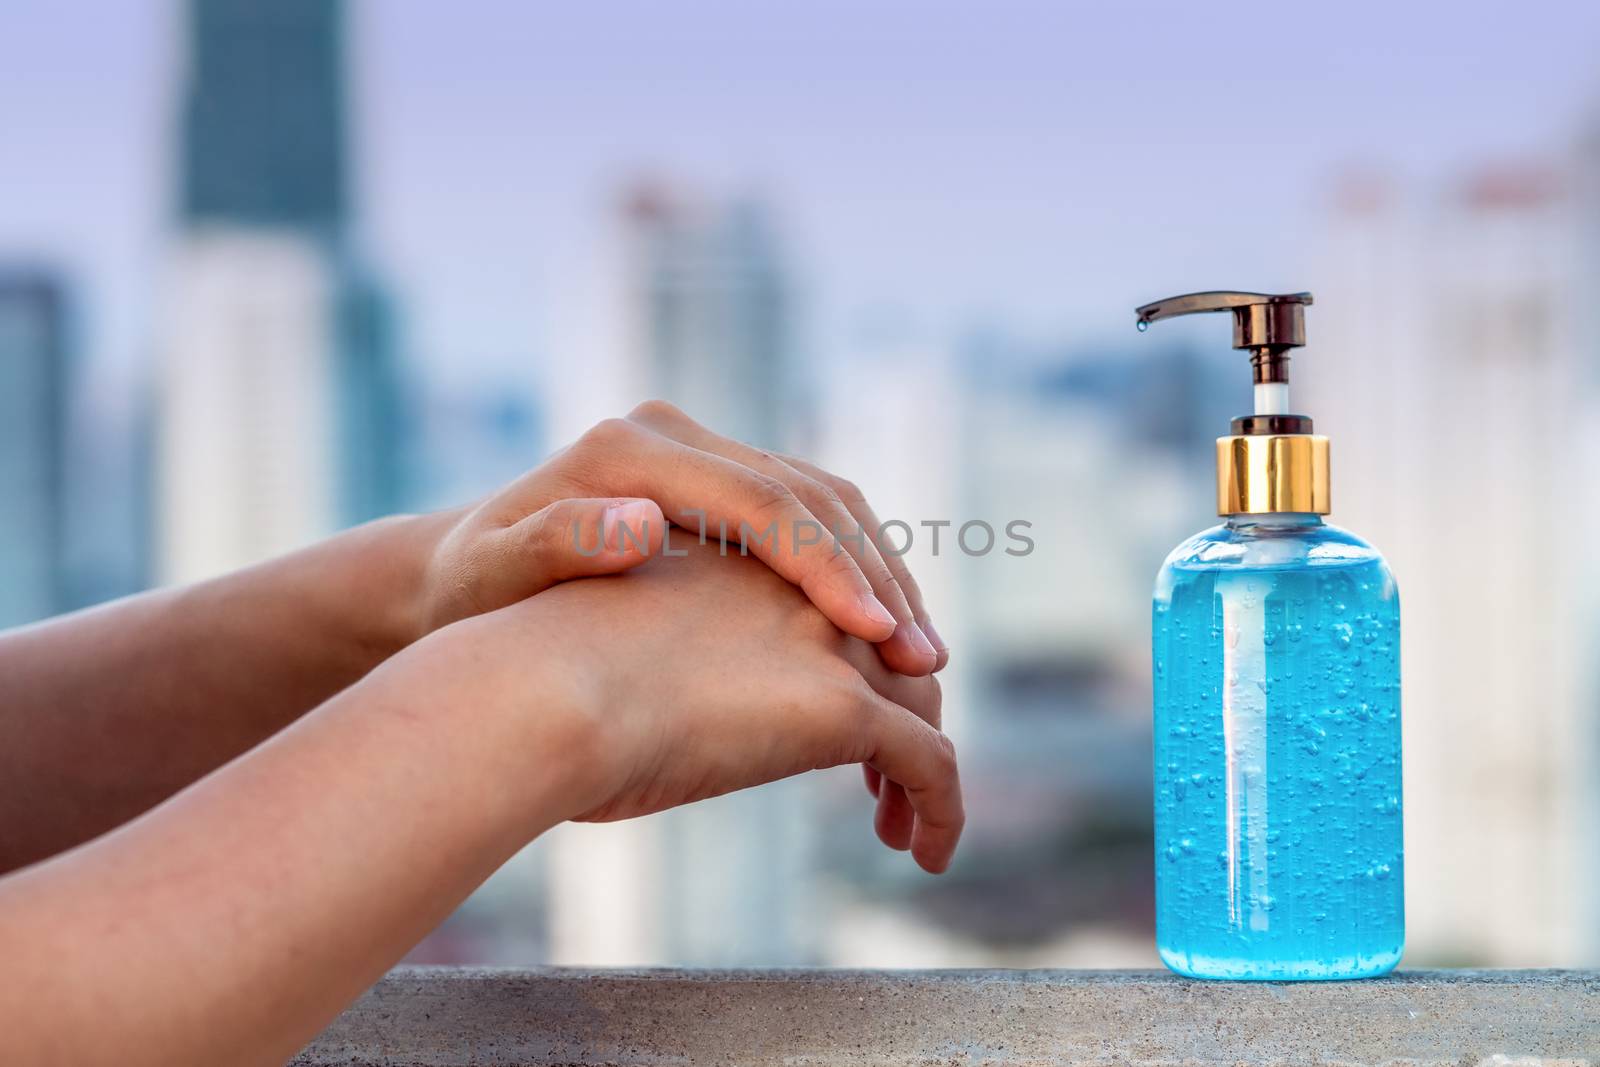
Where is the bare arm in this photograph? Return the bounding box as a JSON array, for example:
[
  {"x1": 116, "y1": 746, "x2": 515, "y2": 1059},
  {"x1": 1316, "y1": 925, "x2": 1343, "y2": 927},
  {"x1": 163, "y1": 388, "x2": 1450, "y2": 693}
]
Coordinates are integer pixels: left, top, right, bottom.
[
  {"x1": 0, "y1": 402, "x2": 946, "y2": 873},
  {"x1": 0, "y1": 542, "x2": 960, "y2": 1066},
  {"x1": 0, "y1": 615, "x2": 569, "y2": 1066},
  {"x1": 0, "y1": 514, "x2": 443, "y2": 872}
]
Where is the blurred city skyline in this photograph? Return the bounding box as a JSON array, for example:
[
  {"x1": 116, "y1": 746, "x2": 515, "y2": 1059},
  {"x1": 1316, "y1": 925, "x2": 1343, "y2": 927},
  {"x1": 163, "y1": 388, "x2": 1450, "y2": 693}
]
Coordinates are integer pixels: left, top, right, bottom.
[
  {"x1": 8, "y1": 1, "x2": 1600, "y2": 399},
  {"x1": 5, "y1": 0, "x2": 1600, "y2": 971}
]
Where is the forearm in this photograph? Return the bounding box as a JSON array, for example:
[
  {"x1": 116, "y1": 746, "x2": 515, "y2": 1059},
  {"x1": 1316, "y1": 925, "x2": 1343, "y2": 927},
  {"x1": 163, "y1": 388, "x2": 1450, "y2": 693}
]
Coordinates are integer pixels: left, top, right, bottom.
[
  {"x1": 0, "y1": 627, "x2": 576, "y2": 1067},
  {"x1": 0, "y1": 511, "x2": 453, "y2": 872}
]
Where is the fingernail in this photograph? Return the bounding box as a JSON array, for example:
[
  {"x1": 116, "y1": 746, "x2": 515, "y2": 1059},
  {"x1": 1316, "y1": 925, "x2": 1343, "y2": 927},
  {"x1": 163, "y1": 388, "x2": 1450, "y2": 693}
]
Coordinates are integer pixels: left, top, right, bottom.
[
  {"x1": 902, "y1": 622, "x2": 937, "y2": 660},
  {"x1": 858, "y1": 593, "x2": 897, "y2": 629},
  {"x1": 602, "y1": 501, "x2": 653, "y2": 553},
  {"x1": 919, "y1": 618, "x2": 948, "y2": 655}
]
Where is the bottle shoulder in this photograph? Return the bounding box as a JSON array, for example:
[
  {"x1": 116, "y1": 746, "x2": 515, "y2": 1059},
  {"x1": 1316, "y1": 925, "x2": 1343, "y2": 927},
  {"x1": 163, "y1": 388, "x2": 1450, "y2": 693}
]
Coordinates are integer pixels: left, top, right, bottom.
[{"x1": 1157, "y1": 520, "x2": 1390, "y2": 576}]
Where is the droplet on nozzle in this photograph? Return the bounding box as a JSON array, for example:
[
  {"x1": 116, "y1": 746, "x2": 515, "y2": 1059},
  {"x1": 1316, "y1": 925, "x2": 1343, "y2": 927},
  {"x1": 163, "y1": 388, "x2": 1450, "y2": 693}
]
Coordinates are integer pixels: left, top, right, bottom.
[{"x1": 1136, "y1": 318, "x2": 1149, "y2": 332}]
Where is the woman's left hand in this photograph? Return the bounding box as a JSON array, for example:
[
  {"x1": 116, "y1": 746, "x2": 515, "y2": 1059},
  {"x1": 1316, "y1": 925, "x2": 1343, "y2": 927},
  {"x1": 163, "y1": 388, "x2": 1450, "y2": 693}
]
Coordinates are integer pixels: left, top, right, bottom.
[{"x1": 406, "y1": 400, "x2": 949, "y2": 677}]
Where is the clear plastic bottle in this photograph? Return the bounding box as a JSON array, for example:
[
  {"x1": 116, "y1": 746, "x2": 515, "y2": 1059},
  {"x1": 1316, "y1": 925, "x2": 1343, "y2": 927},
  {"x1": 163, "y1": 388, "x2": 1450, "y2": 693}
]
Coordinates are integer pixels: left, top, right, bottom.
[{"x1": 1152, "y1": 514, "x2": 1402, "y2": 979}]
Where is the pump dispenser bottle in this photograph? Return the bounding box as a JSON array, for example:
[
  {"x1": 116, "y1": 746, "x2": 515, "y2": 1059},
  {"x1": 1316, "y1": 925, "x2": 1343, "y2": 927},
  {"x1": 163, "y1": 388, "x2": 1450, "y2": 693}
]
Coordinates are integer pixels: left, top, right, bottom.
[{"x1": 1137, "y1": 291, "x2": 1401, "y2": 980}]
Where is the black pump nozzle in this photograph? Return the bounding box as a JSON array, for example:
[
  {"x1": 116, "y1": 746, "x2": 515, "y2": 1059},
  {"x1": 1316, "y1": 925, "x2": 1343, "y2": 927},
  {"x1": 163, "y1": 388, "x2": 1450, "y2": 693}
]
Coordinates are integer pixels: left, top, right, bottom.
[
  {"x1": 1135, "y1": 290, "x2": 1313, "y2": 386},
  {"x1": 1135, "y1": 291, "x2": 1314, "y2": 429}
]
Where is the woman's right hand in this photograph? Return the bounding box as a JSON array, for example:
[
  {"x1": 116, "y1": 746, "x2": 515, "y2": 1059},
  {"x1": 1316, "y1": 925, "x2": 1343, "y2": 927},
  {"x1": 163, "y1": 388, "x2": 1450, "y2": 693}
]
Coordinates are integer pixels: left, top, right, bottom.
[
  {"x1": 394, "y1": 537, "x2": 963, "y2": 873},
  {"x1": 0, "y1": 522, "x2": 961, "y2": 1067}
]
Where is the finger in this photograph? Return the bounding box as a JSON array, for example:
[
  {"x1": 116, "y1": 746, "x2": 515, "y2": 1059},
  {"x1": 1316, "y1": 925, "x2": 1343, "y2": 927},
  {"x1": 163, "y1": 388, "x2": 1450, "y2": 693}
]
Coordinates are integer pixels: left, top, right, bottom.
[
  {"x1": 561, "y1": 416, "x2": 897, "y2": 643},
  {"x1": 863, "y1": 756, "x2": 913, "y2": 851},
  {"x1": 874, "y1": 780, "x2": 915, "y2": 851},
  {"x1": 846, "y1": 666, "x2": 940, "y2": 851},
  {"x1": 495, "y1": 497, "x2": 665, "y2": 592},
  {"x1": 845, "y1": 647, "x2": 943, "y2": 731},
  {"x1": 843, "y1": 686, "x2": 965, "y2": 873},
  {"x1": 780, "y1": 452, "x2": 949, "y2": 672},
  {"x1": 628, "y1": 401, "x2": 936, "y2": 676}
]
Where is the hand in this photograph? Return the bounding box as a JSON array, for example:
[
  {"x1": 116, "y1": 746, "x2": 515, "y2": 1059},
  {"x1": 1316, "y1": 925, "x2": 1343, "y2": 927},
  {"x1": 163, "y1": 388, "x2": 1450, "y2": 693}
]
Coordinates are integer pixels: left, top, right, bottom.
[
  {"x1": 409, "y1": 538, "x2": 964, "y2": 872},
  {"x1": 410, "y1": 400, "x2": 947, "y2": 677}
]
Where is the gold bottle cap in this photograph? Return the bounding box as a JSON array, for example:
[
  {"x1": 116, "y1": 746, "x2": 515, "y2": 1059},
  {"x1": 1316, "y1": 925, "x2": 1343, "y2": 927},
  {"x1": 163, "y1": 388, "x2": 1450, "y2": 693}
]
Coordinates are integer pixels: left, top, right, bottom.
[{"x1": 1216, "y1": 433, "x2": 1329, "y2": 515}]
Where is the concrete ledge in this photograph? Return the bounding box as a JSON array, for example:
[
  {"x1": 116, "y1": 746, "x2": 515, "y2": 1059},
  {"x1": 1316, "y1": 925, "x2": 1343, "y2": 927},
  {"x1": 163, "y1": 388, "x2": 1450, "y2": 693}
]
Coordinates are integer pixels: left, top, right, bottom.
[{"x1": 294, "y1": 967, "x2": 1600, "y2": 1066}]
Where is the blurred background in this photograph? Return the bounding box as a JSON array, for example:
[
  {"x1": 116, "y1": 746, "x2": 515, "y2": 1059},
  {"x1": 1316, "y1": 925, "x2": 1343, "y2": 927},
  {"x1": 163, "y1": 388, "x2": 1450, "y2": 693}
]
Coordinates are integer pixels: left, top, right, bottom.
[{"x1": 4, "y1": 0, "x2": 1600, "y2": 968}]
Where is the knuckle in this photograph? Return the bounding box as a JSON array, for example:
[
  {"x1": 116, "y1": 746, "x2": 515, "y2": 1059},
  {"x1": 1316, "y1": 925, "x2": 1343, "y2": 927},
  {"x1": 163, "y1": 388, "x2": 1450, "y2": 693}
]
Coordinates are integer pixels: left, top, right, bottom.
[
  {"x1": 877, "y1": 551, "x2": 924, "y2": 602},
  {"x1": 821, "y1": 680, "x2": 876, "y2": 762},
  {"x1": 783, "y1": 471, "x2": 848, "y2": 525},
  {"x1": 579, "y1": 415, "x2": 646, "y2": 460},
  {"x1": 823, "y1": 542, "x2": 866, "y2": 582},
  {"x1": 431, "y1": 540, "x2": 496, "y2": 622},
  {"x1": 626, "y1": 398, "x2": 686, "y2": 426},
  {"x1": 929, "y1": 729, "x2": 959, "y2": 775},
  {"x1": 582, "y1": 417, "x2": 638, "y2": 451},
  {"x1": 843, "y1": 677, "x2": 885, "y2": 722},
  {"x1": 805, "y1": 477, "x2": 847, "y2": 515},
  {"x1": 772, "y1": 451, "x2": 813, "y2": 475},
  {"x1": 516, "y1": 506, "x2": 561, "y2": 553},
  {"x1": 746, "y1": 472, "x2": 799, "y2": 520},
  {"x1": 564, "y1": 419, "x2": 646, "y2": 487},
  {"x1": 829, "y1": 475, "x2": 867, "y2": 510}
]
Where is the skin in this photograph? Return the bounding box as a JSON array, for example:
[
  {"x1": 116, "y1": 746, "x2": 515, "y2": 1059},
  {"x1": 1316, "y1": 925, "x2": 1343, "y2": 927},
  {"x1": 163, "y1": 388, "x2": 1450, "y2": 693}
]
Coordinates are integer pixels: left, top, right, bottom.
[
  {"x1": 0, "y1": 401, "x2": 946, "y2": 873},
  {"x1": 0, "y1": 541, "x2": 960, "y2": 1067},
  {"x1": 0, "y1": 402, "x2": 962, "y2": 1064}
]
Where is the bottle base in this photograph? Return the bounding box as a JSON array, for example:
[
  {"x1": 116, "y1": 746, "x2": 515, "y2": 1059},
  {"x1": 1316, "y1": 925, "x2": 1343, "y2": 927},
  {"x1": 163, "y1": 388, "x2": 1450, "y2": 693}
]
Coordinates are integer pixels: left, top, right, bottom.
[{"x1": 1158, "y1": 944, "x2": 1403, "y2": 981}]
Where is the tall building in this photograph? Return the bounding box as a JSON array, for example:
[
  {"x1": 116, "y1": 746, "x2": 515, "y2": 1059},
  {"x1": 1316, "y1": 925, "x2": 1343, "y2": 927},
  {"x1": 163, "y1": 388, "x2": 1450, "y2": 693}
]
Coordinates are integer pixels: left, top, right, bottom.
[
  {"x1": 158, "y1": 0, "x2": 401, "y2": 584},
  {"x1": 335, "y1": 275, "x2": 405, "y2": 527},
  {"x1": 159, "y1": 234, "x2": 341, "y2": 580},
  {"x1": 1307, "y1": 163, "x2": 1600, "y2": 965},
  {"x1": 182, "y1": 0, "x2": 346, "y2": 234},
  {"x1": 0, "y1": 270, "x2": 68, "y2": 627},
  {"x1": 620, "y1": 183, "x2": 796, "y2": 448}
]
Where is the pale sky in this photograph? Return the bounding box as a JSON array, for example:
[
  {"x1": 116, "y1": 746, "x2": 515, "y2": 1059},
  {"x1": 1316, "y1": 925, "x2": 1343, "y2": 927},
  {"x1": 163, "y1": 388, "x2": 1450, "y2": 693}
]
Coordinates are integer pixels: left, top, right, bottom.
[{"x1": 4, "y1": 0, "x2": 1599, "y2": 396}]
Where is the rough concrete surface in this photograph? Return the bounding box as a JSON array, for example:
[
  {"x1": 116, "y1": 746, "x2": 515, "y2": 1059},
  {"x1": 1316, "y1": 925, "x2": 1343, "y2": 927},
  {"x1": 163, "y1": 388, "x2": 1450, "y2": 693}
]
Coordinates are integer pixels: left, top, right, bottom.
[{"x1": 293, "y1": 967, "x2": 1600, "y2": 1066}]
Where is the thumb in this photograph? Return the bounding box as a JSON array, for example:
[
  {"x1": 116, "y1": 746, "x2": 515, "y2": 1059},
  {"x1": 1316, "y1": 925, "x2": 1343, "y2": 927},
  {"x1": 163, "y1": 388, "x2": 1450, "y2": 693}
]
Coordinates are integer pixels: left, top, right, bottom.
[{"x1": 501, "y1": 497, "x2": 666, "y2": 591}]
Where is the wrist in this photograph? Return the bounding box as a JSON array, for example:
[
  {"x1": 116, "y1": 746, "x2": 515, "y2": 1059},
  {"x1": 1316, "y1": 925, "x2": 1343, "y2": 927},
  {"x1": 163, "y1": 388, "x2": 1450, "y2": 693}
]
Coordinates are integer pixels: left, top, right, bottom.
[
  {"x1": 384, "y1": 602, "x2": 613, "y2": 839},
  {"x1": 358, "y1": 508, "x2": 468, "y2": 652}
]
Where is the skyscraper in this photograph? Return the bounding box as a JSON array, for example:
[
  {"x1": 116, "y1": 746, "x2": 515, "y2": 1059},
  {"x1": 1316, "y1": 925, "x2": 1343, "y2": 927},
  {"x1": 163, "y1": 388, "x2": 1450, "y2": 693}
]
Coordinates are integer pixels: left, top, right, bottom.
[
  {"x1": 1308, "y1": 164, "x2": 1600, "y2": 965},
  {"x1": 335, "y1": 275, "x2": 404, "y2": 528},
  {"x1": 182, "y1": 0, "x2": 346, "y2": 233},
  {"x1": 0, "y1": 270, "x2": 68, "y2": 627},
  {"x1": 621, "y1": 183, "x2": 795, "y2": 449},
  {"x1": 158, "y1": 0, "x2": 401, "y2": 584}
]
